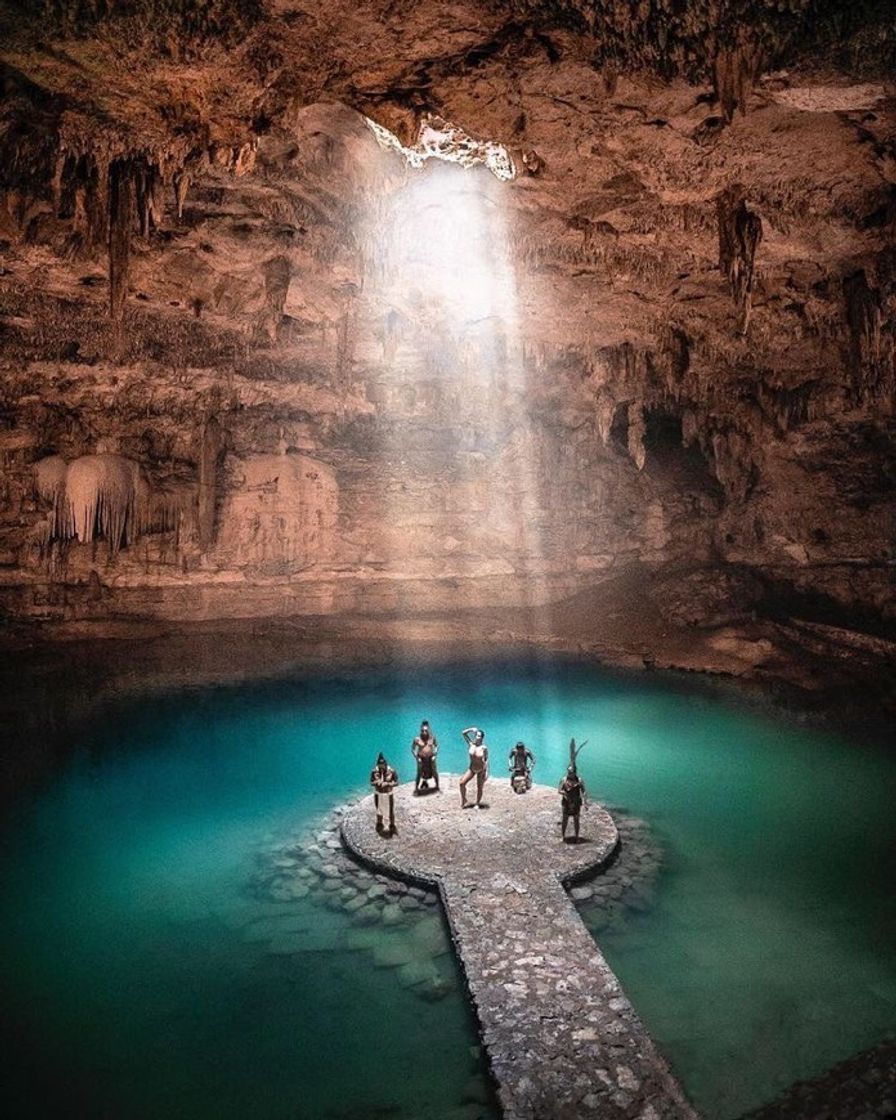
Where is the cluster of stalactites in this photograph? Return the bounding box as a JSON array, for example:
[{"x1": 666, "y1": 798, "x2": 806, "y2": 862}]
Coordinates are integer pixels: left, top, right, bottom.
[
  {"x1": 585, "y1": 337, "x2": 764, "y2": 498},
  {"x1": 34, "y1": 452, "x2": 146, "y2": 553},
  {"x1": 717, "y1": 184, "x2": 763, "y2": 334},
  {"x1": 843, "y1": 269, "x2": 889, "y2": 401},
  {"x1": 47, "y1": 135, "x2": 256, "y2": 320}
]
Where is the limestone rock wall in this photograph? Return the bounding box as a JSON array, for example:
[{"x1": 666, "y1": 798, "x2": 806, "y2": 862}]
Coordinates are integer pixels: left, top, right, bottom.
[{"x1": 0, "y1": 0, "x2": 893, "y2": 643}]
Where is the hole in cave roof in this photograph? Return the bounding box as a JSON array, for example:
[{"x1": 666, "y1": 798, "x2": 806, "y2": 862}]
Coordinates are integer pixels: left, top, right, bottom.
[{"x1": 365, "y1": 113, "x2": 516, "y2": 181}]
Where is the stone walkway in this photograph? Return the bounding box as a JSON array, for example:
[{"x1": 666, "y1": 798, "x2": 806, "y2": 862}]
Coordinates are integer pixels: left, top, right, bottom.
[{"x1": 341, "y1": 777, "x2": 699, "y2": 1120}]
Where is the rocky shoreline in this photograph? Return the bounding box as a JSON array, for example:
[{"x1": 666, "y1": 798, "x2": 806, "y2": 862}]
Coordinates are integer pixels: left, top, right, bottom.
[
  {"x1": 248, "y1": 801, "x2": 458, "y2": 1004},
  {"x1": 247, "y1": 794, "x2": 665, "y2": 1007}
]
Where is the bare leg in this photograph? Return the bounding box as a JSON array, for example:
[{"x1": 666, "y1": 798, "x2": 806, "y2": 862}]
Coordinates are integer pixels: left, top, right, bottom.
[
  {"x1": 432, "y1": 761, "x2": 440, "y2": 791},
  {"x1": 476, "y1": 771, "x2": 486, "y2": 805},
  {"x1": 573, "y1": 811, "x2": 580, "y2": 841},
  {"x1": 459, "y1": 770, "x2": 472, "y2": 806},
  {"x1": 561, "y1": 808, "x2": 569, "y2": 839}
]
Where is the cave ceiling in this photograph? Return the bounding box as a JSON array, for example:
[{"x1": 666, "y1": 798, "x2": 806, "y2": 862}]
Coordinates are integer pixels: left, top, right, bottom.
[{"x1": 0, "y1": 0, "x2": 893, "y2": 670}]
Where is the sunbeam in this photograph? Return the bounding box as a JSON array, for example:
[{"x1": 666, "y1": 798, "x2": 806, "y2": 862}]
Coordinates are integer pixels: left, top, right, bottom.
[{"x1": 360, "y1": 122, "x2": 563, "y2": 741}]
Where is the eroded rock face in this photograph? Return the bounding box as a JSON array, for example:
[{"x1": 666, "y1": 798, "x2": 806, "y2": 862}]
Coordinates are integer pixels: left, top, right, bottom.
[{"x1": 0, "y1": 1, "x2": 893, "y2": 661}]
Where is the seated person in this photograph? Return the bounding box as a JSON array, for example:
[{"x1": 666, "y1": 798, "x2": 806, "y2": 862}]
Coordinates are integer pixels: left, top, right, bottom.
[
  {"x1": 411, "y1": 720, "x2": 439, "y2": 793},
  {"x1": 508, "y1": 740, "x2": 535, "y2": 790}
]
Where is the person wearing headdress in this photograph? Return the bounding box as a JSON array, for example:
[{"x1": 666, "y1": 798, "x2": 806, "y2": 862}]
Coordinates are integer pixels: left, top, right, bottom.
[
  {"x1": 559, "y1": 765, "x2": 587, "y2": 841},
  {"x1": 370, "y1": 752, "x2": 398, "y2": 833}
]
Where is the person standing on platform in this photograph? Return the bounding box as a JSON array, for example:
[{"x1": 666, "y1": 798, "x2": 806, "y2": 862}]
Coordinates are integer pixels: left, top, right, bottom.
[
  {"x1": 371, "y1": 753, "x2": 398, "y2": 833},
  {"x1": 559, "y1": 765, "x2": 587, "y2": 841},
  {"x1": 459, "y1": 727, "x2": 489, "y2": 808},
  {"x1": 412, "y1": 719, "x2": 439, "y2": 793}
]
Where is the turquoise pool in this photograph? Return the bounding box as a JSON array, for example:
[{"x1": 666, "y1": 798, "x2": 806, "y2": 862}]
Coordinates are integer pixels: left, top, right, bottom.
[{"x1": 1, "y1": 654, "x2": 893, "y2": 1118}]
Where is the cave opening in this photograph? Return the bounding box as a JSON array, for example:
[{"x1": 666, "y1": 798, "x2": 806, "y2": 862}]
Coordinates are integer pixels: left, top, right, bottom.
[{"x1": 365, "y1": 114, "x2": 516, "y2": 182}]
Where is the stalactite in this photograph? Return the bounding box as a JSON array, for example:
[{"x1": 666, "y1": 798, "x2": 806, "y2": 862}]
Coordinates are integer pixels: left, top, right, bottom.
[
  {"x1": 34, "y1": 454, "x2": 68, "y2": 535},
  {"x1": 713, "y1": 40, "x2": 762, "y2": 122},
  {"x1": 91, "y1": 154, "x2": 110, "y2": 249},
  {"x1": 717, "y1": 184, "x2": 762, "y2": 334},
  {"x1": 660, "y1": 326, "x2": 690, "y2": 396},
  {"x1": 61, "y1": 453, "x2": 142, "y2": 552},
  {"x1": 34, "y1": 452, "x2": 146, "y2": 554},
  {"x1": 627, "y1": 401, "x2": 646, "y2": 471},
  {"x1": 761, "y1": 382, "x2": 817, "y2": 432},
  {"x1": 596, "y1": 393, "x2": 615, "y2": 445},
  {"x1": 173, "y1": 170, "x2": 190, "y2": 219},
  {"x1": 147, "y1": 486, "x2": 192, "y2": 545},
  {"x1": 261, "y1": 255, "x2": 290, "y2": 343},
  {"x1": 51, "y1": 148, "x2": 67, "y2": 214},
  {"x1": 710, "y1": 429, "x2": 757, "y2": 501},
  {"x1": 134, "y1": 160, "x2": 163, "y2": 237},
  {"x1": 108, "y1": 158, "x2": 134, "y2": 321},
  {"x1": 681, "y1": 409, "x2": 699, "y2": 448},
  {"x1": 843, "y1": 270, "x2": 882, "y2": 396},
  {"x1": 197, "y1": 416, "x2": 222, "y2": 553}
]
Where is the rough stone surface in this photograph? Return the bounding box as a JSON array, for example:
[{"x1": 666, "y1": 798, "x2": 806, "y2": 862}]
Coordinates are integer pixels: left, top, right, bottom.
[
  {"x1": 742, "y1": 1040, "x2": 896, "y2": 1120},
  {"x1": 341, "y1": 778, "x2": 698, "y2": 1120},
  {"x1": 0, "y1": 2, "x2": 893, "y2": 709}
]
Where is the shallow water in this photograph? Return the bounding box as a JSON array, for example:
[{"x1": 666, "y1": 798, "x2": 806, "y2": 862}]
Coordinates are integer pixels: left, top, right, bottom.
[{"x1": 1, "y1": 654, "x2": 893, "y2": 1119}]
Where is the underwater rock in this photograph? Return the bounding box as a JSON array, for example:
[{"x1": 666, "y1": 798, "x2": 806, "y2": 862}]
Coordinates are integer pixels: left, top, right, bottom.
[
  {"x1": 417, "y1": 976, "x2": 455, "y2": 1002},
  {"x1": 381, "y1": 905, "x2": 405, "y2": 927},
  {"x1": 460, "y1": 1075, "x2": 493, "y2": 1106},
  {"x1": 396, "y1": 959, "x2": 435, "y2": 988},
  {"x1": 350, "y1": 905, "x2": 380, "y2": 926},
  {"x1": 373, "y1": 940, "x2": 416, "y2": 969}
]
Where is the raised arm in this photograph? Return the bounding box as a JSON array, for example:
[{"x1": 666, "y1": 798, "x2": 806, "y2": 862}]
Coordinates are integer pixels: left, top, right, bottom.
[{"x1": 461, "y1": 727, "x2": 478, "y2": 745}]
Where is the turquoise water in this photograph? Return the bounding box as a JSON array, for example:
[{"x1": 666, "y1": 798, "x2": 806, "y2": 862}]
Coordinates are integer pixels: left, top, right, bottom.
[{"x1": 1, "y1": 654, "x2": 894, "y2": 1119}]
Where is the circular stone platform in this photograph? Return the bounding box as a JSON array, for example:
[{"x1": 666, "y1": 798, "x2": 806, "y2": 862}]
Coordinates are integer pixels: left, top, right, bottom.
[
  {"x1": 342, "y1": 778, "x2": 698, "y2": 1120},
  {"x1": 341, "y1": 775, "x2": 618, "y2": 884}
]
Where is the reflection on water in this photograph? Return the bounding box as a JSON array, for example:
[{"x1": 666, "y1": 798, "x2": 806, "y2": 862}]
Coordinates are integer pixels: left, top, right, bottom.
[{"x1": 0, "y1": 656, "x2": 893, "y2": 1119}]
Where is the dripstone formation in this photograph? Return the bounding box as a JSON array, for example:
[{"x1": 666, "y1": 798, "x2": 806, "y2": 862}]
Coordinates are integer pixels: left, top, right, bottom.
[{"x1": 0, "y1": 1, "x2": 894, "y2": 704}]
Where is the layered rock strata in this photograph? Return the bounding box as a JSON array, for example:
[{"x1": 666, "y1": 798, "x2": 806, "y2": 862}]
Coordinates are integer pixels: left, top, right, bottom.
[{"x1": 0, "y1": 0, "x2": 892, "y2": 694}]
